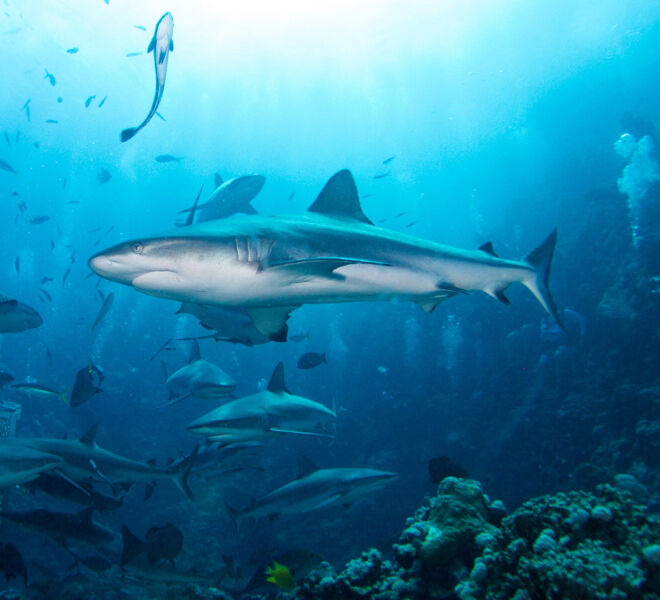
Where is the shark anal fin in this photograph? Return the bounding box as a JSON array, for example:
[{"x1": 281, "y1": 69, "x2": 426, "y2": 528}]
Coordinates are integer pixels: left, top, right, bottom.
[
  {"x1": 495, "y1": 289, "x2": 510, "y2": 305},
  {"x1": 416, "y1": 290, "x2": 460, "y2": 313},
  {"x1": 308, "y1": 170, "x2": 373, "y2": 224},
  {"x1": 246, "y1": 306, "x2": 299, "y2": 342}
]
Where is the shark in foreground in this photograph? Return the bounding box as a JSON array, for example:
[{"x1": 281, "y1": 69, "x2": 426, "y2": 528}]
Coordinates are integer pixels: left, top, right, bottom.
[{"x1": 89, "y1": 169, "x2": 562, "y2": 341}]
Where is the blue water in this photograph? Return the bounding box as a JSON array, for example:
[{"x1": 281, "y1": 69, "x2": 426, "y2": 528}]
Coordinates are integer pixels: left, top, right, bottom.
[{"x1": 1, "y1": 0, "x2": 659, "y2": 594}]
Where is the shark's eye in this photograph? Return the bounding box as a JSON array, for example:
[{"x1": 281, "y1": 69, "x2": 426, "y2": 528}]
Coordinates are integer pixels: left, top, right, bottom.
[{"x1": 132, "y1": 243, "x2": 144, "y2": 255}]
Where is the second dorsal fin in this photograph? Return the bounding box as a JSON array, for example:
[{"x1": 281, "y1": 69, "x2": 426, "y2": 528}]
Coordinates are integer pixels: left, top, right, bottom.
[
  {"x1": 308, "y1": 170, "x2": 373, "y2": 225},
  {"x1": 267, "y1": 362, "x2": 290, "y2": 394},
  {"x1": 478, "y1": 242, "x2": 499, "y2": 257}
]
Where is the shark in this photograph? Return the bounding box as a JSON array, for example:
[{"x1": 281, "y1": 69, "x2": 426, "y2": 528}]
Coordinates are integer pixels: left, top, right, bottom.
[
  {"x1": 0, "y1": 441, "x2": 62, "y2": 489},
  {"x1": 4, "y1": 425, "x2": 197, "y2": 499},
  {"x1": 89, "y1": 169, "x2": 562, "y2": 341},
  {"x1": 224, "y1": 463, "x2": 398, "y2": 531},
  {"x1": 187, "y1": 362, "x2": 336, "y2": 444}
]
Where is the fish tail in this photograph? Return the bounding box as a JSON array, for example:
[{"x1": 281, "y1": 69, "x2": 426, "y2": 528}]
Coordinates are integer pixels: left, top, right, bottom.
[
  {"x1": 120, "y1": 127, "x2": 139, "y2": 143},
  {"x1": 522, "y1": 229, "x2": 564, "y2": 330},
  {"x1": 168, "y1": 444, "x2": 198, "y2": 500},
  {"x1": 121, "y1": 525, "x2": 146, "y2": 566}
]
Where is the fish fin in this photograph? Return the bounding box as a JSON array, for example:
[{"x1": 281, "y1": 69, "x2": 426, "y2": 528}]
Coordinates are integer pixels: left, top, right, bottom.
[
  {"x1": 147, "y1": 35, "x2": 156, "y2": 53},
  {"x1": 214, "y1": 172, "x2": 223, "y2": 188},
  {"x1": 242, "y1": 202, "x2": 258, "y2": 215},
  {"x1": 80, "y1": 424, "x2": 99, "y2": 446},
  {"x1": 189, "y1": 339, "x2": 201, "y2": 364},
  {"x1": 169, "y1": 39, "x2": 173, "y2": 52},
  {"x1": 267, "y1": 362, "x2": 290, "y2": 393},
  {"x1": 121, "y1": 525, "x2": 146, "y2": 566},
  {"x1": 144, "y1": 482, "x2": 155, "y2": 501},
  {"x1": 478, "y1": 241, "x2": 499, "y2": 257},
  {"x1": 415, "y1": 296, "x2": 454, "y2": 313},
  {"x1": 266, "y1": 257, "x2": 389, "y2": 280},
  {"x1": 296, "y1": 456, "x2": 318, "y2": 479},
  {"x1": 522, "y1": 229, "x2": 564, "y2": 330},
  {"x1": 52, "y1": 469, "x2": 92, "y2": 496},
  {"x1": 167, "y1": 444, "x2": 198, "y2": 500},
  {"x1": 308, "y1": 169, "x2": 373, "y2": 224},
  {"x1": 120, "y1": 127, "x2": 139, "y2": 142},
  {"x1": 246, "y1": 306, "x2": 298, "y2": 342},
  {"x1": 494, "y1": 290, "x2": 510, "y2": 305}
]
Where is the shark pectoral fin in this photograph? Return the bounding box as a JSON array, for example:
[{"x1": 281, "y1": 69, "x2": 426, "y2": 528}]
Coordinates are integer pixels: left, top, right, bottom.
[
  {"x1": 53, "y1": 469, "x2": 92, "y2": 496},
  {"x1": 147, "y1": 35, "x2": 156, "y2": 53},
  {"x1": 246, "y1": 305, "x2": 299, "y2": 342},
  {"x1": 416, "y1": 291, "x2": 458, "y2": 313},
  {"x1": 266, "y1": 257, "x2": 389, "y2": 280}
]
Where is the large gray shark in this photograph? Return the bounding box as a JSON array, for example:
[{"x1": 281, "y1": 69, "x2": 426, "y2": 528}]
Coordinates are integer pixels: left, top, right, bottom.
[
  {"x1": 89, "y1": 169, "x2": 562, "y2": 341},
  {"x1": 5, "y1": 425, "x2": 197, "y2": 499},
  {"x1": 187, "y1": 362, "x2": 336, "y2": 444},
  {"x1": 225, "y1": 465, "x2": 398, "y2": 530}
]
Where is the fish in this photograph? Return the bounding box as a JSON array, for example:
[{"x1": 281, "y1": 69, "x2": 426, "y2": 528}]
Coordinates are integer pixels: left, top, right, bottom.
[
  {"x1": 405, "y1": 220, "x2": 419, "y2": 228},
  {"x1": 22, "y1": 98, "x2": 30, "y2": 110},
  {"x1": 120, "y1": 12, "x2": 174, "y2": 142},
  {"x1": 121, "y1": 523, "x2": 183, "y2": 567},
  {"x1": 188, "y1": 362, "x2": 336, "y2": 444},
  {"x1": 0, "y1": 372, "x2": 14, "y2": 388},
  {"x1": 155, "y1": 111, "x2": 166, "y2": 121},
  {"x1": 2, "y1": 132, "x2": 9, "y2": 146},
  {"x1": 0, "y1": 293, "x2": 42, "y2": 332},
  {"x1": 70, "y1": 361, "x2": 104, "y2": 408},
  {"x1": 11, "y1": 383, "x2": 68, "y2": 403},
  {"x1": 187, "y1": 440, "x2": 263, "y2": 479},
  {"x1": 5, "y1": 426, "x2": 198, "y2": 500},
  {"x1": 28, "y1": 215, "x2": 50, "y2": 224},
  {"x1": 0, "y1": 544, "x2": 27, "y2": 586},
  {"x1": 66, "y1": 46, "x2": 79, "y2": 53},
  {"x1": 91, "y1": 291, "x2": 114, "y2": 337},
  {"x1": 289, "y1": 330, "x2": 311, "y2": 342},
  {"x1": 62, "y1": 177, "x2": 67, "y2": 190},
  {"x1": 39, "y1": 288, "x2": 52, "y2": 302},
  {"x1": 224, "y1": 463, "x2": 398, "y2": 531},
  {"x1": 175, "y1": 302, "x2": 270, "y2": 346},
  {"x1": 45, "y1": 119, "x2": 58, "y2": 124},
  {"x1": 126, "y1": 51, "x2": 143, "y2": 57},
  {"x1": 62, "y1": 266, "x2": 71, "y2": 285},
  {"x1": 0, "y1": 441, "x2": 62, "y2": 488},
  {"x1": 23, "y1": 472, "x2": 122, "y2": 512},
  {"x1": 265, "y1": 561, "x2": 295, "y2": 591},
  {"x1": 177, "y1": 175, "x2": 265, "y2": 224},
  {"x1": 98, "y1": 95, "x2": 107, "y2": 107},
  {"x1": 44, "y1": 69, "x2": 56, "y2": 86},
  {"x1": 46, "y1": 346, "x2": 53, "y2": 364},
  {"x1": 134, "y1": 25, "x2": 147, "y2": 31},
  {"x1": 85, "y1": 95, "x2": 96, "y2": 107},
  {"x1": 164, "y1": 342, "x2": 236, "y2": 405},
  {"x1": 89, "y1": 169, "x2": 563, "y2": 340},
  {"x1": 0, "y1": 159, "x2": 17, "y2": 174},
  {"x1": 0, "y1": 507, "x2": 114, "y2": 547},
  {"x1": 382, "y1": 156, "x2": 395, "y2": 164},
  {"x1": 297, "y1": 352, "x2": 327, "y2": 370},
  {"x1": 26, "y1": 106, "x2": 31, "y2": 121},
  {"x1": 96, "y1": 168, "x2": 111, "y2": 183},
  {"x1": 155, "y1": 153, "x2": 182, "y2": 162},
  {"x1": 374, "y1": 172, "x2": 390, "y2": 179}
]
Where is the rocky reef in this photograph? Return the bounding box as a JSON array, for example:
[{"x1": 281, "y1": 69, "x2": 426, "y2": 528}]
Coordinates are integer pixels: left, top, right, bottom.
[{"x1": 281, "y1": 477, "x2": 660, "y2": 600}]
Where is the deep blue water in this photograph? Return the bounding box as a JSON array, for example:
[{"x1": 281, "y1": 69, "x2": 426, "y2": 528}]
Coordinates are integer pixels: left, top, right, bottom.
[{"x1": 1, "y1": 0, "x2": 659, "y2": 595}]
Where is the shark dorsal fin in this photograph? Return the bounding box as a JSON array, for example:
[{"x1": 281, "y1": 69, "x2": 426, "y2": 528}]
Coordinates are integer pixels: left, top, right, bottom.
[
  {"x1": 189, "y1": 340, "x2": 200, "y2": 364},
  {"x1": 297, "y1": 456, "x2": 318, "y2": 479},
  {"x1": 478, "y1": 242, "x2": 499, "y2": 257},
  {"x1": 267, "y1": 362, "x2": 289, "y2": 394},
  {"x1": 80, "y1": 424, "x2": 99, "y2": 447},
  {"x1": 214, "y1": 172, "x2": 223, "y2": 188},
  {"x1": 78, "y1": 507, "x2": 94, "y2": 522},
  {"x1": 308, "y1": 170, "x2": 373, "y2": 225}
]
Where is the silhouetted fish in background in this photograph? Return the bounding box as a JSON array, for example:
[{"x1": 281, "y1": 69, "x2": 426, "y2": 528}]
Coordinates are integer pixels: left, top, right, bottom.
[
  {"x1": 297, "y1": 352, "x2": 327, "y2": 370},
  {"x1": 66, "y1": 47, "x2": 78, "y2": 53},
  {"x1": 0, "y1": 543, "x2": 28, "y2": 586},
  {"x1": 0, "y1": 159, "x2": 17, "y2": 174},
  {"x1": 70, "y1": 361, "x2": 104, "y2": 408},
  {"x1": 0, "y1": 293, "x2": 42, "y2": 332},
  {"x1": 155, "y1": 154, "x2": 182, "y2": 163},
  {"x1": 96, "y1": 168, "x2": 111, "y2": 183},
  {"x1": 120, "y1": 13, "x2": 174, "y2": 142},
  {"x1": 43, "y1": 69, "x2": 56, "y2": 86},
  {"x1": 121, "y1": 523, "x2": 183, "y2": 567}
]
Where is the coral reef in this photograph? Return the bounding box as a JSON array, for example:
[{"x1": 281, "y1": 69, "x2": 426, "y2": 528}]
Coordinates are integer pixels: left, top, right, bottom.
[{"x1": 287, "y1": 478, "x2": 660, "y2": 600}]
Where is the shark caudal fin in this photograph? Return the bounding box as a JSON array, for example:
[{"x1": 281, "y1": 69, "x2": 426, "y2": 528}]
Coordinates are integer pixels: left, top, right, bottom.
[
  {"x1": 522, "y1": 229, "x2": 564, "y2": 330},
  {"x1": 120, "y1": 127, "x2": 139, "y2": 143},
  {"x1": 167, "y1": 445, "x2": 198, "y2": 500}
]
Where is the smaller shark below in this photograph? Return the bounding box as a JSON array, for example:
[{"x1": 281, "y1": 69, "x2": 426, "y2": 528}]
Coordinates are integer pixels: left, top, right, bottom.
[{"x1": 90, "y1": 169, "x2": 563, "y2": 341}]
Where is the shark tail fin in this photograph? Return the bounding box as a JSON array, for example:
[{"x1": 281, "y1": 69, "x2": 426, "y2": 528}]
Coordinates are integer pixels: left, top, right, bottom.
[
  {"x1": 121, "y1": 525, "x2": 146, "y2": 566},
  {"x1": 168, "y1": 445, "x2": 198, "y2": 500},
  {"x1": 522, "y1": 229, "x2": 564, "y2": 330},
  {"x1": 120, "y1": 127, "x2": 139, "y2": 143}
]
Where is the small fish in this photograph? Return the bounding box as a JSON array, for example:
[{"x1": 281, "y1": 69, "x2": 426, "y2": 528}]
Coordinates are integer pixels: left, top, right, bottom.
[
  {"x1": 85, "y1": 95, "x2": 96, "y2": 107},
  {"x1": 97, "y1": 168, "x2": 111, "y2": 184},
  {"x1": 394, "y1": 212, "x2": 406, "y2": 218},
  {"x1": 62, "y1": 178, "x2": 67, "y2": 190},
  {"x1": 134, "y1": 25, "x2": 147, "y2": 31},
  {"x1": 374, "y1": 172, "x2": 390, "y2": 179},
  {"x1": 26, "y1": 106, "x2": 31, "y2": 122},
  {"x1": 50, "y1": 240, "x2": 55, "y2": 250},
  {"x1": 265, "y1": 561, "x2": 295, "y2": 591},
  {"x1": 70, "y1": 250, "x2": 76, "y2": 264},
  {"x1": 405, "y1": 221, "x2": 418, "y2": 228},
  {"x1": 0, "y1": 372, "x2": 14, "y2": 388},
  {"x1": 46, "y1": 347, "x2": 53, "y2": 364},
  {"x1": 57, "y1": 97, "x2": 63, "y2": 103},
  {"x1": 28, "y1": 215, "x2": 50, "y2": 225},
  {"x1": 17, "y1": 201, "x2": 27, "y2": 214},
  {"x1": 44, "y1": 69, "x2": 56, "y2": 86},
  {"x1": 98, "y1": 96, "x2": 107, "y2": 107},
  {"x1": 288, "y1": 192, "x2": 295, "y2": 201},
  {"x1": 39, "y1": 288, "x2": 52, "y2": 302},
  {"x1": 297, "y1": 352, "x2": 327, "y2": 370},
  {"x1": 41, "y1": 277, "x2": 53, "y2": 284},
  {"x1": 14, "y1": 256, "x2": 20, "y2": 275},
  {"x1": 0, "y1": 159, "x2": 16, "y2": 174},
  {"x1": 91, "y1": 292, "x2": 114, "y2": 337},
  {"x1": 361, "y1": 194, "x2": 373, "y2": 199},
  {"x1": 95, "y1": 290, "x2": 105, "y2": 304},
  {"x1": 45, "y1": 119, "x2": 59, "y2": 124},
  {"x1": 121, "y1": 523, "x2": 183, "y2": 567},
  {"x1": 3, "y1": 133, "x2": 9, "y2": 146},
  {"x1": 126, "y1": 51, "x2": 143, "y2": 57},
  {"x1": 22, "y1": 99, "x2": 31, "y2": 110},
  {"x1": 11, "y1": 192, "x2": 19, "y2": 197},
  {"x1": 62, "y1": 267, "x2": 71, "y2": 285},
  {"x1": 120, "y1": 12, "x2": 174, "y2": 142},
  {"x1": 11, "y1": 383, "x2": 68, "y2": 403},
  {"x1": 155, "y1": 154, "x2": 182, "y2": 163},
  {"x1": 70, "y1": 361, "x2": 104, "y2": 408},
  {"x1": 382, "y1": 156, "x2": 395, "y2": 165},
  {"x1": 289, "y1": 330, "x2": 311, "y2": 343},
  {"x1": 66, "y1": 47, "x2": 79, "y2": 54}
]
